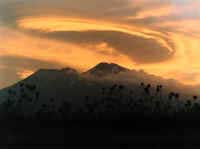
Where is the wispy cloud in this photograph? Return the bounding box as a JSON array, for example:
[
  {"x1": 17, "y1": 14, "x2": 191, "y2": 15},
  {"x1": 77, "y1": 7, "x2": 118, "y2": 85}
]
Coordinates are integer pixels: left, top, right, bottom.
[
  {"x1": 0, "y1": 55, "x2": 63, "y2": 88},
  {"x1": 0, "y1": 0, "x2": 200, "y2": 86}
]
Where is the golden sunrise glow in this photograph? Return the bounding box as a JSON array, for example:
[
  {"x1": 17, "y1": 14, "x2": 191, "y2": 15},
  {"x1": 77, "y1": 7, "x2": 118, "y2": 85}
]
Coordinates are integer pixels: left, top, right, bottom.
[
  {"x1": 0, "y1": 26, "x2": 135, "y2": 72},
  {"x1": 2, "y1": 15, "x2": 200, "y2": 85},
  {"x1": 130, "y1": 6, "x2": 173, "y2": 19},
  {"x1": 17, "y1": 70, "x2": 34, "y2": 79},
  {"x1": 17, "y1": 16, "x2": 174, "y2": 53}
]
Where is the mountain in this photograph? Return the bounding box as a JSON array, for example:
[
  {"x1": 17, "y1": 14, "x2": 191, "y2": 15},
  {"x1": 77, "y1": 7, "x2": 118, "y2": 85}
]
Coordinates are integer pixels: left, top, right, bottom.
[
  {"x1": 85, "y1": 62, "x2": 130, "y2": 76},
  {"x1": 0, "y1": 62, "x2": 198, "y2": 117},
  {"x1": 60, "y1": 67, "x2": 78, "y2": 74}
]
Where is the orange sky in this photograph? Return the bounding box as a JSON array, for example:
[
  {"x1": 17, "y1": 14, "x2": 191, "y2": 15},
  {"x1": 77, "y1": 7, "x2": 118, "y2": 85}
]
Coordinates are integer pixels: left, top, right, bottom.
[{"x1": 1, "y1": 0, "x2": 200, "y2": 88}]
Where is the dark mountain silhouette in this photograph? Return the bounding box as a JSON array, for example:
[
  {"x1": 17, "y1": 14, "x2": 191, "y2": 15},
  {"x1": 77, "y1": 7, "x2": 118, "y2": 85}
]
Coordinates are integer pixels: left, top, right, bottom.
[
  {"x1": 0, "y1": 62, "x2": 198, "y2": 117},
  {"x1": 85, "y1": 62, "x2": 130, "y2": 76},
  {"x1": 60, "y1": 67, "x2": 78, "y2": 74},
  {"x1": 1, "y1": 62, "x2": 200, "y2": 145}
]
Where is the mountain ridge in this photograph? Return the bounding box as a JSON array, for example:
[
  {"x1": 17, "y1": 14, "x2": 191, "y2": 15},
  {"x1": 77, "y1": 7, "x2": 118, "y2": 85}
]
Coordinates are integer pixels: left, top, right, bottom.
[
  {"x1": 86, "y1": 62, "x2": 130, "y2": 75},
  {"x1": 0, "y1": 62, "x2": 199, "y2": 117},
  {"x1": 0, "y1": 62, "x2": 196, "y2": 94}
]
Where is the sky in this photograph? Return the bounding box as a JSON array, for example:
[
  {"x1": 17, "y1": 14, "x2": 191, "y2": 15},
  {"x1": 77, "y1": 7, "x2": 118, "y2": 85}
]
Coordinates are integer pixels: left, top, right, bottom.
[{"x1": 0, "y1": 0, "x2": 200, "y2": 88}]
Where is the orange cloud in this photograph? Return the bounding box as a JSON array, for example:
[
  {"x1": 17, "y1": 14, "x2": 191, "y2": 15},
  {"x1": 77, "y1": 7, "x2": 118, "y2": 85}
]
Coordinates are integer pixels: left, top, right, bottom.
[
  {"x1": 0, "y1": 26, "x2": 136, "y2": 70},
  {"x1": 17, "y1": 16, "x2": 174, "y2": 53},
  {"x1": 155, "y1": 20, "x2": 200, "y2": 36},
  {"x1": 17, "y1": 69, "x2": 34, "y2": 79},
  {"x1": 128, "y1": 6, "x2": 173, "y2": 19},
  {"x1": 1, "y1": 14, "x2": 200, "y2": 86},
  {"x1": 1, "y1": 0, "x2": 200, "y2": 87}
]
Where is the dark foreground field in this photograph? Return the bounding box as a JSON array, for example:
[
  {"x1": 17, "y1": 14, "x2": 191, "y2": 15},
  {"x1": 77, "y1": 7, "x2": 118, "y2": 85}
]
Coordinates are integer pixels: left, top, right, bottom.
[
  {"x1": 2, "y1": 114, "x2": 200, "y2": 147},
  {"x1": 1, "y1": 81, "x2": 200, "y2": 147}
]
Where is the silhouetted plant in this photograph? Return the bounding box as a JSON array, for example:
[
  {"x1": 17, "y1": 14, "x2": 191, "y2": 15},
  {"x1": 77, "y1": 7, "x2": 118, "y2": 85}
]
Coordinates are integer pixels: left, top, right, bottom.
[
  {"x1": 59, "y1": 101, "x2": 72, "y2": 119},
  {"x1": 168, "y1": 92, "x2": 175, "y2": 100},
  {"x1": 144, "y1": 84, "x2": 152, "y2": 96},
  {"x1": 147, "y1": 84, "x2": 151, "y2": 88},
  {"x1": 175, "y1": 93, "x2": 180, "y2": 99},
  {"x1": 156, "y1": 85, "x2": 160, "y2": 93},
  {"x1": 110, "y1": 84, "x2": 117, "y2": 92},
  {"x1": 144, "y1": 86, "x2": 150, "y2": 95},
  {"x1": 158, "y1": 85, "x2": 163, "y2": 100},
  {"x1": 185, "y1": 100, "x2": 192, "y2": 112},
  {"x1": 193, "y1": 96, "x2": 198, "y2": 100},
  {"x1": 19, "y1": 83, "x2": 24, "y2": 88},
  {"x1": 118, "y1": 84, "x2": 125, "y2": 91},
  {"x1": 4, "y1": 80, "x2": 200, "y2": 121}
]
